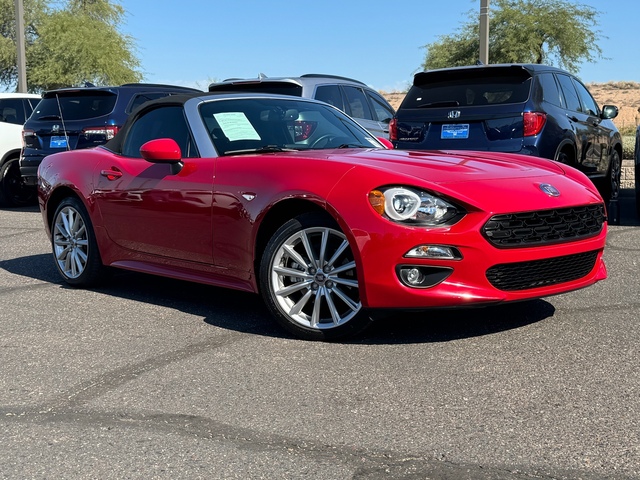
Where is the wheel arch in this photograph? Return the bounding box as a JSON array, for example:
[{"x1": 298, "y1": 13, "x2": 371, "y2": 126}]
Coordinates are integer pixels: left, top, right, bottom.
[
  {"x1": 254, "y1": 199, "x2": 334, "y2": 279},
  {"x1": 554, "y1": 140, "x2": 577, "y2": 166},
  {"x1": 1, "y1": 148, "x2": 20, "y2": 166},
  {"x1": 44, "y1": 186, "x2": 84, "y2": 232}
]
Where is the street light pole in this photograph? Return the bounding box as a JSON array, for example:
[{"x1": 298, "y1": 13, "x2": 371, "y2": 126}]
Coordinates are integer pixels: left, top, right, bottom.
[
  {"x1": 479, "y1": 0, "x2": 490, "y2": 64},
  {"x1": 14, "y1": 0, "x2": 27, "y2": 92}
]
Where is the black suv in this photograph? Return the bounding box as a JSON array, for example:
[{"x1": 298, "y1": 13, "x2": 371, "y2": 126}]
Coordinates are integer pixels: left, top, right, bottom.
[
  {"x1": 390, "y1": 64, "x2": 622, "y2": 203},
  {"x1": 19, "y1": 83, "x2": 201, "y2": 191}
]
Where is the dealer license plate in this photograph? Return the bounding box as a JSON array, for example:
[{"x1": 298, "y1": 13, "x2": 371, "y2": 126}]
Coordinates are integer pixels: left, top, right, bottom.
[
  {"x1": 441, "y1": 124, "x2": 469, "y2": 139},
  {"x1": 50, "y1": 136, "x2": 68, "y2": 148}
]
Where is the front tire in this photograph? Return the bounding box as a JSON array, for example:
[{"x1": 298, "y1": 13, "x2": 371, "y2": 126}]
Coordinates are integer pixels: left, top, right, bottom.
[
  {"x1": 52, "y1": 197, "x2": 106, "y2": 286},
  {"x1": 603, "y1": 149, "x2": 621, "y2": 204},
  {"x1": 259, "y1": 213, "x2": 372, "y2": 341}
]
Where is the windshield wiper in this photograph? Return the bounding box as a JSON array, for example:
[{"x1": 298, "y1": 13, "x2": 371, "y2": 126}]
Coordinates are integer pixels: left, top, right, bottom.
[
  {"x1": 416, "y1": 101, "x2": 460, "y2": 108},
  {"x1": 336, "y1": 143, "x2": 367, "y2": 149},
  {"x1": 224, "y1": 145, "x2": 298, "y2": 155}
]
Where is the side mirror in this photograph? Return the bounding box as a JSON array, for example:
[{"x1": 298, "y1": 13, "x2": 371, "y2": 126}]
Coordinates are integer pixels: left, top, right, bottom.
[
  {"x1": 377, "y1": 137, "x2": 394, "y2": 149},
  {"x1": 601, "y1": 105, "x2": 619, "y2": 120},
  {"x1": 140, "y1": 138, "x2": 183, "y2": 174}
]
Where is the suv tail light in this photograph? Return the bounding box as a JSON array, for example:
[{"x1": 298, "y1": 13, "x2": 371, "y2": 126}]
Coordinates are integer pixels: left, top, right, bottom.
[
  {"x1": 82, "y1": 125, "x2": 120, "y2": 141},
  {"x1": 22, "y1": 129, "x2": 38, "y2": 149},
  {"x1": 523, "y1": 112, "x2": 546, "y2": 137},
  {"x1": 389, "y1": 118, "x2": 397, "y2": 141}
]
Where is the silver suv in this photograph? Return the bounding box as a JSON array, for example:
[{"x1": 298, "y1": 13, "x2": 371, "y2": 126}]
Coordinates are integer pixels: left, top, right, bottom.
[{"x1": 208, "y1": 74, "x2": 395, "y2": 138}]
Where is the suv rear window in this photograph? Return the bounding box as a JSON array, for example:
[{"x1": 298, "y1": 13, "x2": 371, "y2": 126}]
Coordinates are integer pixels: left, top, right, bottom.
[
  {"x1": 33, "y1": 91, "x2": 117, "y2": 121},
  {"x1": 209, "y1": 82, "x2": 303, "y2": 97},
  {"x1": 403, "y1": 72, "x2": 532, "y2": 109}
]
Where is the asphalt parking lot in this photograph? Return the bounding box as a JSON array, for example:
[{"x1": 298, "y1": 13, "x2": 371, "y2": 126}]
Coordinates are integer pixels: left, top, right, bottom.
[{"x1": 1, "y1": 191, "x2": 639, "y2": 480}]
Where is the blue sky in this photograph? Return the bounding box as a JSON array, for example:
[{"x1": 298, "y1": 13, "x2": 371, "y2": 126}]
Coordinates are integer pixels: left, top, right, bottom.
[{"x1": 122, "y1": 0, "x2": 637, "y2": 92}]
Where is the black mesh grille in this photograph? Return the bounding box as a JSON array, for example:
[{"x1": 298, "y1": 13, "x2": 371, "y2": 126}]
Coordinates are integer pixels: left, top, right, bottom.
[
  {"x1": 482, "y1": 205, "x2": 605, "y2": 248},
  {"x1": 486, "y1": 250, "x2": 599, "y2": 291}
]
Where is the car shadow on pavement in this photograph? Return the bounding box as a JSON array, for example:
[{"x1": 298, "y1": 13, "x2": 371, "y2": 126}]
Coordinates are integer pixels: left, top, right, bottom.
[
  {"x1": 0, "y1": 253, "x2": 60, "y2": 283},
  {"x1": 1, "y1": 253, "x2": 555, "y2": 343},
  {"x1": 358, "y1": 300, "x2": 556, "y2": 345}
]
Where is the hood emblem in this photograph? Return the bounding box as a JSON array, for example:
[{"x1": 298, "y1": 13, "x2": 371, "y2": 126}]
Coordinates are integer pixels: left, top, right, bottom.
[
  {"x1": 447, "y1": 110, "x2": 461, "y2": 119},
  {"x1": 539, "y1": 183, "x2": 560, "y2": 197}
]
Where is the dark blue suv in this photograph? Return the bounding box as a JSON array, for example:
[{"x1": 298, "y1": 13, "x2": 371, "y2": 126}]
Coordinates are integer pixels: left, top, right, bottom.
[
  {"x1": 390, "y1": 64, "x2": 622, "y2": 204},
  {"x1": 19, "y1": 83, "x2": 201, "y2": 190}
]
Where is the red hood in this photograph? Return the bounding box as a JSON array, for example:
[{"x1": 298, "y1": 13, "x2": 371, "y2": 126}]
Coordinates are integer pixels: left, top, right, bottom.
[
  {"x1": 324, "y1": 148, "x2": 568, "y2": 183},
  {"x1": 315, "y1": 148, "x2": 602, "y2": 213}
]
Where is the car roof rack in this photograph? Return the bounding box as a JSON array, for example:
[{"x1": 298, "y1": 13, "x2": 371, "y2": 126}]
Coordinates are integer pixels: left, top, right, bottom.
[{"x1": 300, "y1": 74, "x2": 366, "y2": 85}]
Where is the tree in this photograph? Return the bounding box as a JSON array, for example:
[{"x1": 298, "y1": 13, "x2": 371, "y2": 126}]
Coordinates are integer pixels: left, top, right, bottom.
[
  {"x1": 0, "y1": 0, "x2": 141, "y2": 92},
  {"x1": 422, "y1": 0, "x2": 604, "y2": 74}
]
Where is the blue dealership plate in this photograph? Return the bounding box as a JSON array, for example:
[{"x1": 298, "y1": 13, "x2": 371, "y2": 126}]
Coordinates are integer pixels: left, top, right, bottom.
[
  {"x1": 441, "y1": 124, "x2": 469, "y2": 139},
  {"x1": 50, "y1": 136, "x2": 68, "y2": 148}
]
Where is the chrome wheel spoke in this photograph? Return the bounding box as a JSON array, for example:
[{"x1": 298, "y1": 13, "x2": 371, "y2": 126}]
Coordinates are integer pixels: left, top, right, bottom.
[
  {"x1": 269, "y1": 224, "x2": 361, "y2": 331},
  {"x1": 53, "y1": 206, "x2": 89, "y2": 279},
  {"x1": 300, "y1": 230, "x2": 318, "y2": 270},
  {"x1": 326, "y1": 239, "x2": 349, "y2": 268},
  {"x1": 331, "y1": 286, "x2": 360, "y2": 312},
  {"x1": 276, "y1": 278, "x2": 313, "y2": 297}
]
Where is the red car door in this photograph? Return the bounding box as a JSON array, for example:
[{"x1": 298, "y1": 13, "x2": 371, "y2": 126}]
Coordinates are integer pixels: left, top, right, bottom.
[{"x1": 92, "y1": 105, "x2": 215, "y2": 264}]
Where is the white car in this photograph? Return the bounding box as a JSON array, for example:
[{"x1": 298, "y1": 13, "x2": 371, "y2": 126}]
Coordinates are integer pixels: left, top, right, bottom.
[{"x1": 0, "y1": 92, "x2": 41, "y2": 207}]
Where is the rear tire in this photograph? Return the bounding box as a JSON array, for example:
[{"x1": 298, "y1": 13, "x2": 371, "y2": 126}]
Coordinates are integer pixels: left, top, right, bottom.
[
  {"x1": 0, "y1": 157, "x2": 37, "y2": 208},
  {"x1": 259, "y1": 213, "x2": 373, "y2": 341},
  {"x1": 51, "y1": 197, "x2": 106, "y2": 287}
]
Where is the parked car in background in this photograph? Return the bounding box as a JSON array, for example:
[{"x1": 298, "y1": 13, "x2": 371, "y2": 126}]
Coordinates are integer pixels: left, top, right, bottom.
[
  {"x1": 208, "y1": 73, "x2": 395, "y2": 138},
  {"x1": 19, "y1": 83, "x2": 202, "y2": 198},
  {"x1": 390, "y1": 64, "x2": 623, "y2": 205},
  {"x1": 38, "y1": 92, "x2": 607, "y2": 341},
  {"x1": 0, "y1": 92, "x2": 41, "y2": 207}
]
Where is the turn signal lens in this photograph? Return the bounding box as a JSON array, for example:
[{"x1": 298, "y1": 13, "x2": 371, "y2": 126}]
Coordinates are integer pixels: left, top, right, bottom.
[
  {"x1": 368, "y1": 190, "x2": 385, "y2": 215},
  {"x1": 404, "y1": 245, "x2": 461, "y2": 260}
]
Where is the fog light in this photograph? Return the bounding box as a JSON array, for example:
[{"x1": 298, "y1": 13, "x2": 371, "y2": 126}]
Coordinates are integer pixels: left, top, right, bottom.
[
  {"x1": 397, "y1": 266, "x2": 453, "y2": 288},
  {"x1": 405, "y1": 268, "x2": 424, "y2": 285},
  {"x1": 404, "y1": 245, "x2": 461, "y2": 260}
]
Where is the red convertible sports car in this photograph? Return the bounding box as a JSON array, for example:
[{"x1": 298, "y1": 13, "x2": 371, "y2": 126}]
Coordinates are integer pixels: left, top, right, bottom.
[{"x1": 38, "y1": 92, "x2": 608, "y2": 340}]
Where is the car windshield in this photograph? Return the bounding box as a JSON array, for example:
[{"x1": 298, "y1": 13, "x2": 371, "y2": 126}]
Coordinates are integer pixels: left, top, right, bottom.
[{"x1": 199, "y1": 98, "x2": 381, "y2": 156}]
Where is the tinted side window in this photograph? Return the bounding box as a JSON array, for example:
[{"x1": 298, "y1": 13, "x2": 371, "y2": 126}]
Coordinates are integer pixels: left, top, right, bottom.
[
  {"x1": 573, "y1": 80, "x2": 599, "y2": 116},
  {"x1": 367, "y1": 90, "x2": 394, "y2": 123},
  {"x1": 0, "y1": 98, "x2": 28, "y2": 124},
  {"x1": 556, "y1": 74, "x2": 581, "y2": 112},
  {"x1": 314, "y1": 85, "x2": 344, "y2": 110},
  {"x1": 343, "y1": 86, "x2": 373, "y2": 121},
  {"x1": 127, "y1": 92, "x2": 176, "y2": 114},
  {"x1": 122, "y1": 106, "x2": 197, "y2": 158},
  {"x1": 538, "y1": 73, "x2": 562, "y2": 107}
]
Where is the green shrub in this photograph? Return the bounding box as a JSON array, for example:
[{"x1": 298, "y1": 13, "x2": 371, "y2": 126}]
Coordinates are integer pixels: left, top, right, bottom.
[{"x1": 622, "y1": 135, "x2": 635, "y2": 160}]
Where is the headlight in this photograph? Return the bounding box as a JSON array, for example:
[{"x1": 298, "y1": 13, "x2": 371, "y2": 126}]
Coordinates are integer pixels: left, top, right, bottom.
[{"x1": 368, "y1": 186, "x2": 462, "y2": 226}]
